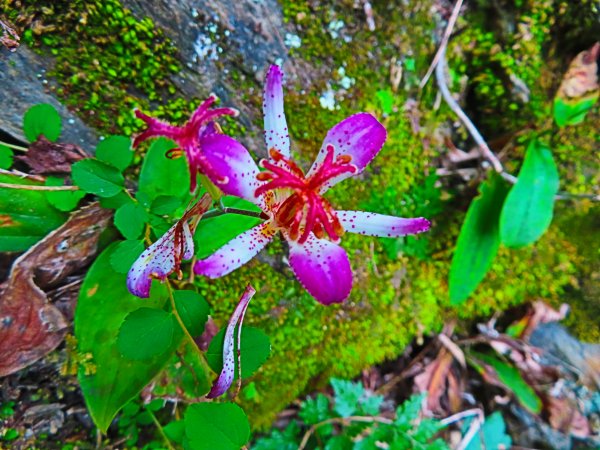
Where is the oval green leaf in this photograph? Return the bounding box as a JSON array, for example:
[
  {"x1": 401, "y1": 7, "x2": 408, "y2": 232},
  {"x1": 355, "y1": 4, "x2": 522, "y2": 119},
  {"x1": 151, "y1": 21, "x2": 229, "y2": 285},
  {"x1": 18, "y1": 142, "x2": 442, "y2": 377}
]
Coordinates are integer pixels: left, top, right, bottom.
[
  {"x1": 23, "y1": 103, "x2": 62, "y2": 142},
  {"x1": 500, "y1": 139, "x2": 559, "y2": 248},
  {"x1": 75, "y1": 244, "x2": 171, "y2": 433},
  {"x1": 173, "y1": 290, "x2": 210, "y2": 337},
  {"x1": 117, "y1": 308, "x2": 181, "y2": 361},
  {"x1": 184, "y1": 403, "x2": 250, "y2": 450},
  {"x1": 0, "y1": 144, "x2": 14, "y2": 169},
  {"x1": 449, "y1": 174, "x2": 509, "y2": 304},
  {"x1": 138, "y1": 138, "x2": 190, "y2": 202},
  {"x1": 110, "y1": 239, "x2": 145, "y2": 274},
  {"x1": 114, "y1": 202, "x2": 148, "y2": 240},
  {"x1": 206, "y1": 326, "x2": 271, "y2": 380},
  {"x1": 44, "y1": 176, "x2": 85, "y2": 212},
  {"x1": 72, "y1": 158, "x2": 125, "y2": 198},
  {"x1": 553, "y1": 94, "x2": 598, "y2": 127},
  {"x1": 95, "y1": 135, "x2": 134, "y2": 171}
]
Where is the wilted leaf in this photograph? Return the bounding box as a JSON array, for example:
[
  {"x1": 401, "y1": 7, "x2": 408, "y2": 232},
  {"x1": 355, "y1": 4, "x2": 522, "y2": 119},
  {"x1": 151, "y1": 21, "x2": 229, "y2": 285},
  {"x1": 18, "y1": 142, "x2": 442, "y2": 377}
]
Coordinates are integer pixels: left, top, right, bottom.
[
  {"x1": 500, "y1": 139, "x2": 559, "y2": 248},
  {"x1": 16, "y1": 136, "x2": 87, "y2": 174},
  {"x1": 0, "y1": 172, "x2": 67, "y2": 252},
  {"x1": 414, "y1": 349, "x2": 456, "y2": 416},
  {"x1": 449, "y1": 174, "x2": 509, "y2": 304},
  {"x1": 0, "y1": 203, "x2": 111, "y2": 376}
]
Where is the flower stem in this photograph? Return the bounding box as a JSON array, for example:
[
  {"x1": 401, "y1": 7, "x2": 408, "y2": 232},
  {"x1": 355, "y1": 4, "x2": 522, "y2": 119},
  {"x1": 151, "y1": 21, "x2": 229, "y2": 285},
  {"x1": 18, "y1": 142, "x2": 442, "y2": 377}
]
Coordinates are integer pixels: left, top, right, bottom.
[
  {"x1": 166, "y1": 282, "x2": 214, "y2": 380},
  {"x1": 0, "y1": 140, "x2": 28, "y2": 152},
  {"x1": 146, "y1": 408, "x2": 176, "y2": 450},
  {"x1": 203, "y1": 207, "x2": 265, "y2": 220}
]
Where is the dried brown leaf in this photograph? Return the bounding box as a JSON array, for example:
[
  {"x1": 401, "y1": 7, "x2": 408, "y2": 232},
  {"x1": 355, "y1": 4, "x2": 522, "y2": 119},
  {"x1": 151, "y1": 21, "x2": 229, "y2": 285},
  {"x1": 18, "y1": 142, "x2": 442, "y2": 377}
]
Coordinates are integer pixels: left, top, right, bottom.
[
  {"x1": 557, "y1": 42, "x2": 600, "y2": 99},
  {"x1": 16, "y1": 136, "x2": 88, "y2": 174},
  {"x1": 0, "y1": 203, "x2": 112, "y2": 376}
]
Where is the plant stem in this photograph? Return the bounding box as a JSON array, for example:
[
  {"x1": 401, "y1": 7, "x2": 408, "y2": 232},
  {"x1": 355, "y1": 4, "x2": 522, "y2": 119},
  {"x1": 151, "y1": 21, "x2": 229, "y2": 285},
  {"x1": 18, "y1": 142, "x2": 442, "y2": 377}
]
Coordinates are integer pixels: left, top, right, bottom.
[
  {"x1": 0, "y1": 182, "x2": 80, "y2": 191},
  {"x1": 166, "y1": 282, "x2": 214, "y2": 380},
  {"x1": 146, "y1": 408, "x2": 176, "y2": 450},
  {"x1": 0, "y1": 140, "x2": 28, "y2": 152},
  {"x1": 203, "y1": 207, "x2": 265, "y2": 220}
]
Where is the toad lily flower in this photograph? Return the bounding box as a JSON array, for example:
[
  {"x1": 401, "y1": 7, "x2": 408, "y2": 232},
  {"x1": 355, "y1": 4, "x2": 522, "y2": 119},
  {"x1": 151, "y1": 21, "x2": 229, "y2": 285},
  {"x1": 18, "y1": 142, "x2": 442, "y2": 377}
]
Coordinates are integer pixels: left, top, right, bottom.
[
  {"x1": 194, "y1": 65, "x2": 431, "y2": 305},
  {"x1": 134, "y1": 95, "x2": 249, "y2": 192},
  {"x1": 127, "y1": 194, "x2": 211, "y2": 298}
]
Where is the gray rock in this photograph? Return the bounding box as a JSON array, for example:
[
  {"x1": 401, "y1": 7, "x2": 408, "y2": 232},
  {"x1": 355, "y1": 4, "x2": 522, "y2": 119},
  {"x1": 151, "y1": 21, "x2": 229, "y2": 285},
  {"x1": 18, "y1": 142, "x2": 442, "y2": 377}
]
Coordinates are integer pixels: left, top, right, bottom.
[{"x1": 0, "y1": 46, "x2": 98, "y2": 152}]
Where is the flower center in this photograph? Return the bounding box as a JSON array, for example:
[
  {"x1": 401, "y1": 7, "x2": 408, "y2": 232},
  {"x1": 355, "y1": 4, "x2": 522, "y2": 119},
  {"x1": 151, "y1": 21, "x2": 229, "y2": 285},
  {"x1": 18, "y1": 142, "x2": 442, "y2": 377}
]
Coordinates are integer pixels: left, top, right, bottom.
[{"x1": 255, "y1": 145, "x2": 357, "y2": 243}]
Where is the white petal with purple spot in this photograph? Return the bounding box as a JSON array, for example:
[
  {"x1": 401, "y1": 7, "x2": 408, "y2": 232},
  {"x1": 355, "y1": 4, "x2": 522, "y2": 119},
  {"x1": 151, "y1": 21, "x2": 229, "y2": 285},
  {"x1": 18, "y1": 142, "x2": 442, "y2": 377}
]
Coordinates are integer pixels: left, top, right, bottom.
[
  {"x1": 263, "y1": 65, "x2": 290, "y2": 157},
  {"x1": 194, "y1": 221, "x2": 276, "y2": 278},
  {"x1": 337, "y1": 211, "x2": 431, "y2": 237},
  {"x1": 287, "y1": 234, "x2": 352, "y2": 305}
]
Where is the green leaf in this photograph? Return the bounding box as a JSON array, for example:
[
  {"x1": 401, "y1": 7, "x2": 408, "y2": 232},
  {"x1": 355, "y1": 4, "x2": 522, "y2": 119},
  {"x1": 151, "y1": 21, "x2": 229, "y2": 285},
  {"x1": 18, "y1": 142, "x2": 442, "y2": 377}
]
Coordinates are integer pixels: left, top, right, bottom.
[
  {"x1": 464, "y1": 412, "x2": 511, "y2": 450},
  {"x1": 72, "y1": 158, "x2": 125, "y2": 198},
  {"x1": 500, "y1": 139, "x2": 559, "y2": 248},
  {"x1": 376, "y1": 89, "x2": 394, "y2": 114},
  {"x1": 299, "y1": 393, "x2": 331, "y2": 425},
  {"x1": 206, "y1": 326, "x2": 271, "y2": 380},
  {"x1": 184, "y1": 403, "x2": 250, "y2": 450},
  {"x1": 23, "y1": 103, "x2": 62, "y2": 142},
  {"x1": 138, "y1": 138, "x2": 190, "y2": 202},
  {"x1": 99, "y1": 191, "x2": 133, "y2": 210},
  {"x1": 114, "y1": 202, "x2": 148, "y2": 240},
  {"x1": 330, "y1": 378, "x2": 364, "y2": 418},
  {"x1": 44, "y1": 176, "x2": 85, "y2": 212},
  {"x1": 117, "y1": 308, "x2": 181, "y2": 361},
  {"x1": 151, "y1": 195, "x2": 184, "y2": 215},
  {"x1": 553, "y1": 93, "x2": 598, "y2": 127},
  {"x1": 195, "y1": 196, "x2": 261, "y2": 259},
  {"x1": 95, "y1": 135, "x2": 134, "y2": 171},
  {"x1": 173, "y1": 290, "x2": 210, "y2": 337},
  {"x1": 0, "y1": 173, "x2": 67, "y2": 252},
  {"x1": 474, "y1": 353, "x2": 542, "y2": 414},
  {"x1": 110, "y1": 239, "x2": 145, "y2": 274},
  {"x1": 75, "y1": 244, "x2": 171, "y2": 433},
  {"x1": 449, "y1": 174, "x2": 509, "y2": 304},
  {"x1": 0, "y1": 145, "x2": 14, "y2": 169},
  {"x1": 163, "y1": 420, "x2": 185, "y2": 444},
  {"x1": 395, "y1": 393, "x2": 426, "y2": 431}
]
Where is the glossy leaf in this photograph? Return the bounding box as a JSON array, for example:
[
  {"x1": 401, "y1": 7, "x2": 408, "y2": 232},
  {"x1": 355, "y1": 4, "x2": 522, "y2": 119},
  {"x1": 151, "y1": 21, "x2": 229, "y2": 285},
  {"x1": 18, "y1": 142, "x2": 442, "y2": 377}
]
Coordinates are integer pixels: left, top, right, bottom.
[
  {"x1": 138, "y1": 138, "x2": 190, "y2": 202},
  {"x1": 110, "y1": 239, "x2": 145, "y2": 274},
  {"x1": 95, "y1": 135, "x2": 134, "y2": 171},
  {"x1": 114, "y1": 202, "x2": 148, "y2": 240},
  {"x1": 195, "y1": 196, "x2": 262, "y2": 259},
  {"x1": 0, "y1": 145, "x2": 13, "y2": 169},
  {"x1": 0, "y1": 173, "x2": 67, "y2": 252},
  {"x1": 500, "y1": 140, "x2": 559, "y2": 248},
  {"x1": 184, "y1": 403, "x2": 250, "y2": 450},
  {"x1": 206, "y1": 326, "x2": 270, "y2": 380},
  {"x1": 72, "y1": 158, "x2": 124, "y2": 198},
  {"x1": 75, "y1": 244, "x2": 170, "y2": 433},
  {"x1": 553, "y1": 94, "x2": 598, "y2": 127},
  {"x1": 23, "y1": 103, "x2": 62, "y2": 142},
  {"x1": 44, "y1": 176, "x2": 85, "y2": 212},
  {"x1": 173, "y1": 290, "x2": 210, "y2": 337},
  {"x1": 151, "y1": 195, "x2": 184, "y2": 215},
  {"x1": 117, "y1": 308, "x2": 181, "y2": 361},
  {"x1": 449, "y1": 175, "x2": 509, "y2": 304}
]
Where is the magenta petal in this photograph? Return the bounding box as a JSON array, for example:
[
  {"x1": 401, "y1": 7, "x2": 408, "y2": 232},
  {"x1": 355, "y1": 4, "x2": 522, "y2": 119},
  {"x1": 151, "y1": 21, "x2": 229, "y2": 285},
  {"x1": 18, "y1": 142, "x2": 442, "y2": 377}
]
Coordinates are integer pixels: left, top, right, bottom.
[
  {"x1": 287, "y1": 234, "x2": 353, "y2": 305},
  {"x1": 263, "y1": 65, "x2": 290, "y2": 157},
  {"x1": 337, "y1": 211, "x2": 431, "y2": 237},
  {"x1": 127, "y1": 225, "x2": 179, "y2": 298},
  {"x1": 194, "y1": 222, "x2": 276, "y2": 278},
  {"x1": 307, "y1": 113, "x2": 387, "y2": 192},
  {"x1": 199, "y1": 134, "x2": 263, "y2": 206},
  {"x1": 206, "y1": 285, "x2": 256, "y2": 399}
]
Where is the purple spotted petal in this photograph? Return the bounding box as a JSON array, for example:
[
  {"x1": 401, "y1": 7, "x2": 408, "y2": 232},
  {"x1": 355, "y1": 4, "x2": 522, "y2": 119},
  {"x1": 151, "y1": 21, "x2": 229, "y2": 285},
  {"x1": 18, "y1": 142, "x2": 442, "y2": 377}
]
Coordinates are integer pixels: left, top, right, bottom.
[
  {"x1": 287, "y1": 234, "x2": 353, "y2": 305},
  {"x1": 127, "y1": 223, "x2": 182, "y2": 298},
  {"x1": 206, "y1": 285, "x2": 256, "y2": 399},
  {"x1": 307, "y1": 113, "x2": 387, "y2": 192},
  {"x1": 194, "y1": 221, "x2": 276, "y2": 278},
  {"x1": 182, "y1": 222, "x2": 195, "y2": 259},
  {"x1": 263, "y1": 65, "x2": 290, "y2": 157},
  {"x1": 200, "y1": 134, "x2": 264, "y2": 207},
  {"x1": 337, "y1": 211, "x2": 431, "y2": 237}
]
